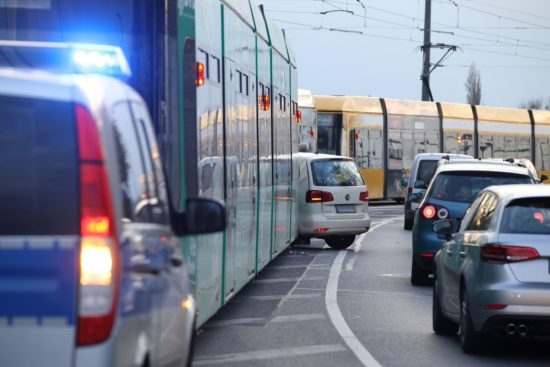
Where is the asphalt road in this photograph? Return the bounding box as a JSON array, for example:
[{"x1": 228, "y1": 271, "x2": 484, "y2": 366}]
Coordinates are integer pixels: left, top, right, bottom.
[{"x1": 192, "y1": 205, "x2": 550, "y2": 366}]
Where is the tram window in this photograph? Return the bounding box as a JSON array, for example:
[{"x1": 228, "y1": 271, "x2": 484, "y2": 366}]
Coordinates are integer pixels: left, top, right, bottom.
[
  {"x1": 210, "y1": 55, "x2": 220, "y2": 83},
  {"x1": 243, "y1": 73, "x2": 249, "y2": 95},
  {"x1": 279, "y1": 94, "x2": 287, "y2": 111}
]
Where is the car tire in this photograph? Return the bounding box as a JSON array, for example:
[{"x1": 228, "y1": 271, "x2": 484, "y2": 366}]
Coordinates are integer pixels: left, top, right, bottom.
[
  {"x1": 433, "y1": 277, "x2": 459, "y2": 335},
  {"x1": 460, "y1": 287, "x2": 484, "y2": 354},
  {"x1": 403, "y1": 212, "x2": 414, "y2": 230},
  {"x1": 411, "y1": 257, "x2": 429, "y2": 286},
  {"x1": 325, "y1": 235, "x2": 356, "y2": 249}
]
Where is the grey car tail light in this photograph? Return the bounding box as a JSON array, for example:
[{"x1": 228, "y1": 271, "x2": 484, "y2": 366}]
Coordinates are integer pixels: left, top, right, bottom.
[{"x1": 481, "y1": 244, "x2": 540, "y2": 264}]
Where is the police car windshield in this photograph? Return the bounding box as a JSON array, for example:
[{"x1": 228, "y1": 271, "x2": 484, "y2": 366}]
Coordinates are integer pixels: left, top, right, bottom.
[
  {"x1": 428, "y1": 171, "x2": 532, "y2": 204},
  {"x1": 0, "y1": 95, "x2": 79, "y2": 235}
]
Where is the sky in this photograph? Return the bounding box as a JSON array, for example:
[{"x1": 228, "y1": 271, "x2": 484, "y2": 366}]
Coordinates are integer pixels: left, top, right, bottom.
[{"x1": 258, "y1": 0, "x2": 550, "y2": 109}]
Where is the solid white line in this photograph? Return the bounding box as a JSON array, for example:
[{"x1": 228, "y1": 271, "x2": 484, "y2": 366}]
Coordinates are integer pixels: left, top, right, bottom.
[
  {"x1": 326, "y1": 251, "x2": 382, "y2": 367},
  {"x1": 193, "y1": 344, "x2": 347, "y2": 365},
  {"x1": 354, "y1": 216, "x2": 401, "y2": 253},
  {"x1": 325, "y1": 217, "x2": 400, "y2": 365}
]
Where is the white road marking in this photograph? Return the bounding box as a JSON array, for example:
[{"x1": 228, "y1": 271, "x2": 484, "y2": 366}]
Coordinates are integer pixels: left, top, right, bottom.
[
  {"x1": 193, "y1": 344, "x2": 347, "y2": 365},
  {"x1": 205, "y1": 313, "x2": 325, "y2": 328},
  {"x1": 254, "y1": 276, "x2": 324, "y2": 284},
  {"x1": 354, "y1": 216, "x2": 402, "y2": 253},
  {"x1": 269, "y1": 264, "x2": 308, "y2": 270},
  {"x1": 270, "y1": 313, "x2": 325, "y2": 323},
  {"x1": 326, "y1": 251, "x2": 382, "y2": 367},
  {"x1": 237, "y1": 293, "x2": 322, "y2": 302},
  {"x1": 379, "y1": 273, "x2": 410, "y2": 278},
  {"x1": 325, "y1": 216, "x2": 403, "y2": 367}
]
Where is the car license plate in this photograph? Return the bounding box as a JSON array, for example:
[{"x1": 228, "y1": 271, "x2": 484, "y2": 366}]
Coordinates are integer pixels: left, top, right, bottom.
[
  {"x1": 336, "y1": 204, "x2": 356, "y2": 213},
  {"x1": 411, "y1": 202, "x2": 420, "y2": 210}
]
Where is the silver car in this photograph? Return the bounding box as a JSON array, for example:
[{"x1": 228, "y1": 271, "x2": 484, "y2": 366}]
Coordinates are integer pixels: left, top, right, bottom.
[
  {"x1": 294, "y1": 153, "x2": 371, "y2": 249},
  {"x1": 432, "y1": 184, "x2": 550, "y2": 353}
]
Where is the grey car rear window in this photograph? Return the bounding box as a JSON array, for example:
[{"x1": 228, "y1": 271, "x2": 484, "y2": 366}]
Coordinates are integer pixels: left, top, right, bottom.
[
  {"x1": 428, "y1": 171, "x2": 532, "y2": 203},
  {"x1": 501, "y1": 197, "x2": 550, "y2": 234},
  {"x1": 0, "y1": 95, "x2": 79, "y2": 235},
  {"x1": 311, "y1": 159, "x2": 364, "y2": 187}
]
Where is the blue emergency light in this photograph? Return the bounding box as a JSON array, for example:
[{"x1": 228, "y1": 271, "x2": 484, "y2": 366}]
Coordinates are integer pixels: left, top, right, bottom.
[{"x1": 0, "y1": 40, "x2": 131, "y2": 78}]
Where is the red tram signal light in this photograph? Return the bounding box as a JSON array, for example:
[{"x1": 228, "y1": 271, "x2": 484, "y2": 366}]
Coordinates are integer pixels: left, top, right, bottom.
[
  {"x1": 296, "y1": 110, "x2": 302, "y2": 122},
  {"x1": 196, "y1": 62, "x2": 205, "y2": 87}
]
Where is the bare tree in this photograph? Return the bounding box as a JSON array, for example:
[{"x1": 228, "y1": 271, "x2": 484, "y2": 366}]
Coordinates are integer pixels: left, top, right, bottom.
[
  {"x1": 520, "y1": 98, "x2": 544, "y2": 110},
  {"x1": 465, "y1": 63, "x2": 481, "y2": 105}
]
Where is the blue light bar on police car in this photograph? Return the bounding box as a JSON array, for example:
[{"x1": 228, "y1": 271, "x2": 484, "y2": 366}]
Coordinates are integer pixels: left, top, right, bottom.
[
  {"x1": 70, "y1": 43, "x2": 131, "y2": 77},
  {"x1": 0, "y1": 40, "x2": 131, "y2": 78}
]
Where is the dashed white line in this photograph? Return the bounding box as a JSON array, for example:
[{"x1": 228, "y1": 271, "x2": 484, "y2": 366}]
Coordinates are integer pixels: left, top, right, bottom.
[{"x1": 193, "y1": 344, "x2": 347, "y2": 366}]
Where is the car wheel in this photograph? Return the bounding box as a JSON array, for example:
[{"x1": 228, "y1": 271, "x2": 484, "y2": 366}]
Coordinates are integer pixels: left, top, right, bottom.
[
  {"x1": 460, "y1": 287, "x2": 484, "y2": 354},
  {"x1": 403, "y1": 213, "x2": 414, "y2": 230},
  {"x1": 433, "y1": 277, "x2": 459, "y2": 335},
  {"x1": 325, "y1": 235, "x2": 356, "y2": 249},
  {"x1": 411, "y1": 257, "x2": 429, "y2": 285}
]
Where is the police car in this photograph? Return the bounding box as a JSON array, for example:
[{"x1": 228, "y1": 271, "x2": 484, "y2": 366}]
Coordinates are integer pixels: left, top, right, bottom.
[{"x1": 0, "y1": 42, "x2": 225, "y2": 367}]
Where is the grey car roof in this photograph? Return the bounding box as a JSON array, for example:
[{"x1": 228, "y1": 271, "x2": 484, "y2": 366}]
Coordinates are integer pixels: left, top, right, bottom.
[{"x1": 484, "y1": 184, "x2": 550, "y2": 203}]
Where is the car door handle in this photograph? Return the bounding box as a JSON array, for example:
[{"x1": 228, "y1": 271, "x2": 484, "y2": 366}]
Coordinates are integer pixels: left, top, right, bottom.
[
  {"x1": 446, "y1": 249, "x2": 453, "y2": 254},
  {"x1": 459, "y1": 251, "x2": 466, "y2": 258}
]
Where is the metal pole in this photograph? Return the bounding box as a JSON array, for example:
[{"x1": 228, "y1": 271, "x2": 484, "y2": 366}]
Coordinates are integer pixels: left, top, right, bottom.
[{"x1": 421, "y1": 0, "x2": 432, "y2": 101}]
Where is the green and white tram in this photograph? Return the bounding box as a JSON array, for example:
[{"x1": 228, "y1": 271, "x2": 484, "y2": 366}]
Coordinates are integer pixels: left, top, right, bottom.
[{"x1": 1, "y1": 0, "x2": 300, "y2": 327}]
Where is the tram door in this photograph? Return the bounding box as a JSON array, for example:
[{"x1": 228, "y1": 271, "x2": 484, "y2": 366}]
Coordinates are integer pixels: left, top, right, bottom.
[{"x1": 317, "y1": 113, "x2": 342, "y2": 155}]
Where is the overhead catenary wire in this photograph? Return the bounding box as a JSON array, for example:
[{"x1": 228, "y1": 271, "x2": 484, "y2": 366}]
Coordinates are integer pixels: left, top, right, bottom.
[{"x1": 261, "y1": 0, "x2": 550, "y2": 63}]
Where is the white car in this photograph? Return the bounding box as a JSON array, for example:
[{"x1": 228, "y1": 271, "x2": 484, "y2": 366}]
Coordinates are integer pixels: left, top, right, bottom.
[{"x1": 294, "y1": 153, "x2": 371, "y2": 249}]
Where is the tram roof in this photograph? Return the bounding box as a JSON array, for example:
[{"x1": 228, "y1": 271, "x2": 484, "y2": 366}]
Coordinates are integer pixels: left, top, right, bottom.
[
  {"x1": 298, "y1": 89, "x2": 315, "y2": 109},
  {"x1": 264, "y1": 17, "x2": 290, "y2": 62},
  {"x1": 314, "y1": 95, "x2": 383, "y2": 114},
  {"x1": 247, "y1": 1, "x2": 268, "y2": 40},
  {"x1": 475, "y1": 105, "x2": 531, "y2": 124},
  {"x1": 223, "y1": 0, "x2": 255, "y2": 29},
  {"x1": 531, "y1": 109, "x2": 550, "y2": 125},
  {"x1": 383, "y1": 98, "x2": 439, "y2": 117},
  {"x1": 439, "y1": 102, "x2": 474, "y2": 120}
]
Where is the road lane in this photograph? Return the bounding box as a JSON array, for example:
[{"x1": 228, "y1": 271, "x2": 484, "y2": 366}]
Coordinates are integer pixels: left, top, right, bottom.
[
  {"x1": 193, "y1": 205, "x2": 550, "y2": 366},
  {"x1": 340, "y1": 219, "x2": 550, "y2": 367}
]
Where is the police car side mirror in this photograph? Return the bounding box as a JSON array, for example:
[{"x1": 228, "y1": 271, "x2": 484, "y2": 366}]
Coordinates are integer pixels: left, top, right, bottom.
[
  {"x1": 401, "y1": 176, "x2": 409, "y2": 187},
  {"x1": 185, "y1": 198, "x2": 226, "y2": 235}
]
